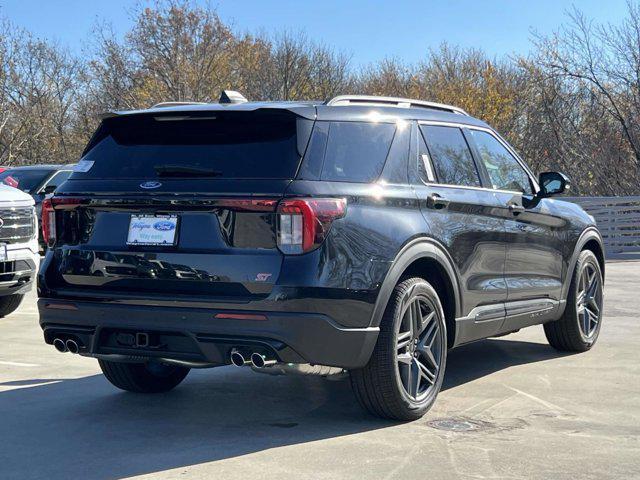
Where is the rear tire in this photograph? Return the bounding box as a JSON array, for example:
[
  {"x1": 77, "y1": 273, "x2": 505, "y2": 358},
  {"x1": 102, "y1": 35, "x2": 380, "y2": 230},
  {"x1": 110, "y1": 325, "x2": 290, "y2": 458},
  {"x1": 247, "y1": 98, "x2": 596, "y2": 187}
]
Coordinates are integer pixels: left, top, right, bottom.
[
  {"x1": 350, "y1": 277, "x2": 447, "y2": 421},
  {"x1": 99, "y1": 359, "x2": 190, "y2": 393},
  {"x1": 0, "y1": 294, "x2": 24, "y2": 318},
  {"x1": 544, "y1": 250, "x2": 603, "y2": 352}
]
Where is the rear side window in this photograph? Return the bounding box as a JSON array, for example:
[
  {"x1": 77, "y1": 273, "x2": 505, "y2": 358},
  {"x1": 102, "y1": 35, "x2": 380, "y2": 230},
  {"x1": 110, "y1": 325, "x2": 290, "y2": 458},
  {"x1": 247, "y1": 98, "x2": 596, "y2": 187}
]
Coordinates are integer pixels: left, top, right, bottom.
[
  {"x1": 420, "y1": 125, "x2": 480, "y2": 187},
  {"x1": 74, "y1": 111, "x2": 303, "y2": 180},
  {"x1": 318, "y1": 122, "x2": 396, "y2": 182}
]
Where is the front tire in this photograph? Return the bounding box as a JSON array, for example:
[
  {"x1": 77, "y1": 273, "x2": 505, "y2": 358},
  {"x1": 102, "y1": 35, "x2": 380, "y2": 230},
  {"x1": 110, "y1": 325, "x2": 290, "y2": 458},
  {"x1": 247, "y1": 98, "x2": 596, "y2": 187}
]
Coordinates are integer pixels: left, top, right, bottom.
[
  {"x1": 99, "y1": 359, "x2": 190, "y2": 393},
  {"x1": 544, "y1": 250, "x2": 603, "y2": 352},
  {"x1": 351, "y1": 277, "x2": 447, "y2": 421},
  {"x1": 0, "y1": 294, "x2": 24, "y2": 318}
]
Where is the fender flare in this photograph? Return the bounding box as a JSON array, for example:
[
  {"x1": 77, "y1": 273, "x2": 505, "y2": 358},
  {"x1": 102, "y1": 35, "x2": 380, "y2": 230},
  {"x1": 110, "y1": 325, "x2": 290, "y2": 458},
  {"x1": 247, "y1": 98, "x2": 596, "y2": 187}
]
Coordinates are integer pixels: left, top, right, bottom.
[
  {"x1": 368, "y1": 237, "x2": 462, "y2": 328},
  {"x1": 560, "y1": 227, "x2": 605, "y2": 303}
]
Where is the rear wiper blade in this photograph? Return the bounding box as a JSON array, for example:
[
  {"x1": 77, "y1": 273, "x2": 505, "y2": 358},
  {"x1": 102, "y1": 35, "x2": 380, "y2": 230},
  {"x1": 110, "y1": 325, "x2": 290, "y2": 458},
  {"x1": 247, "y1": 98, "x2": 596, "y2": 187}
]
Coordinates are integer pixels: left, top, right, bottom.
[{"x1": 154, "y1": 165, "x2": 223, "y2": 178}]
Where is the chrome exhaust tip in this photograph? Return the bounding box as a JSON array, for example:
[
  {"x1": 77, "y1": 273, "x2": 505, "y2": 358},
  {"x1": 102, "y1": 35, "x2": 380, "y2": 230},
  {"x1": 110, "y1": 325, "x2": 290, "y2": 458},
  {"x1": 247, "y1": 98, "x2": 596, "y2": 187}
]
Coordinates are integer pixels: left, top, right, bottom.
[
  {"x1": 53, "y1": 338, "x2": 67, "y2": 353},
  {"x1": 65, "y1": 339, "x2": 80, "y2": 354},
  {"x1": 230, "y1": 349, "x2": 250, "y2": 367},
  {"x1": 250, "y1": 352, "x2": 277, "y2": 369}
]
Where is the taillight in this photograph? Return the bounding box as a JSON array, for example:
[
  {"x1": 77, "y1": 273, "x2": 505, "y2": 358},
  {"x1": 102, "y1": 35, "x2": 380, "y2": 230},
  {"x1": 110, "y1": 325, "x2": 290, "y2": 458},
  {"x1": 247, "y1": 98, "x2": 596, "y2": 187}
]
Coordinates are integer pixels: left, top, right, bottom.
[
  {"x1": 42, "y1": 197, "x2": 88, "y2": 246},
  {"x1": 41, "y1": 198, "x2": 55, "y2": 246},
  {"x1": 276, "y1": 198, "x2": 346, "y2": 254}
]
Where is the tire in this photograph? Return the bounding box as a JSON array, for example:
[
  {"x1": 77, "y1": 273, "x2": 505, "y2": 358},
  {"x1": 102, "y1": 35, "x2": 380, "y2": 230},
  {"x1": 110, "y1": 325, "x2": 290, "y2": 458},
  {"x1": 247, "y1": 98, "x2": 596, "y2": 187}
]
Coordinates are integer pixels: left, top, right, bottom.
[
  {"x1": 544, "y1": 250, "x2": 604, "y2": 352},
  {"x1": 99, "y1": 359, "x2": 190, "y2": 393},
  {"x1": 350, "y1": 277, "x2": 447, "y2": 421},
  {"x1": 0, "y1": 294, "x2": 24, "y2": 318}
]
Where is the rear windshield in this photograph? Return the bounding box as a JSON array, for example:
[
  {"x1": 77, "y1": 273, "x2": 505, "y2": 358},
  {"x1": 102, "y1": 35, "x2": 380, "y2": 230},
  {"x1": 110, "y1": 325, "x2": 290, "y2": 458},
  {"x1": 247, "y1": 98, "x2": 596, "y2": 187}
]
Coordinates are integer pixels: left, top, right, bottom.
[
  {"x1": 75, "y1": 111, "x2": 304, "y2": 180},
  {"x1": 0, "y1": 169, "x2": 52, "y2": 193}
]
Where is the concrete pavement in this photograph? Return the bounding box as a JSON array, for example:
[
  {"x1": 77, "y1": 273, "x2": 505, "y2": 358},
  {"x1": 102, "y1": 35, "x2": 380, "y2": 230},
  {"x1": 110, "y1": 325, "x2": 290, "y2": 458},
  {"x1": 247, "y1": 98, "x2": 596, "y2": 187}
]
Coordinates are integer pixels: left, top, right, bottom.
[{"x1": 0, "y1": 262, "x2": 638, "y2": 479}]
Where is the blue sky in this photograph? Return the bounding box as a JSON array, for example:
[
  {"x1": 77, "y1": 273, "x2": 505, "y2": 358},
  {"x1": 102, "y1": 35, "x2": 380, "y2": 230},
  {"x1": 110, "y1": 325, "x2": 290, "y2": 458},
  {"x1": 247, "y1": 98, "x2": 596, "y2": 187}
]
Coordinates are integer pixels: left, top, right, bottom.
[{"x1": 0, "y1": 0, "x2": 630, "y2": 66}]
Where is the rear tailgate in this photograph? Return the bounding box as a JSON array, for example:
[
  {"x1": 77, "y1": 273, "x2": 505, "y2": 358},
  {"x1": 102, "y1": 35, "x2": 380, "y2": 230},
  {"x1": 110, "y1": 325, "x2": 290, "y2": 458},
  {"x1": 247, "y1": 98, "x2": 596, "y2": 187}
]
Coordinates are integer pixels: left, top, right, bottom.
[{"x1": 41, "y1": 109, "x2": 312, "y2": 303}]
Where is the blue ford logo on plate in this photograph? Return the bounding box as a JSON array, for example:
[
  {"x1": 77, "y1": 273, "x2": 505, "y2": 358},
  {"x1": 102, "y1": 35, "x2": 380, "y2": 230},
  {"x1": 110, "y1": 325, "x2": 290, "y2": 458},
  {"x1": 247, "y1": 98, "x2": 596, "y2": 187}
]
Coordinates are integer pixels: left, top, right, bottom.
[
  {"x1": 153, "y1": 221, "x2": 175, "y2": 231},
  {"x1": 140, "y1": 181, "x2": 162, "y2": 189}
]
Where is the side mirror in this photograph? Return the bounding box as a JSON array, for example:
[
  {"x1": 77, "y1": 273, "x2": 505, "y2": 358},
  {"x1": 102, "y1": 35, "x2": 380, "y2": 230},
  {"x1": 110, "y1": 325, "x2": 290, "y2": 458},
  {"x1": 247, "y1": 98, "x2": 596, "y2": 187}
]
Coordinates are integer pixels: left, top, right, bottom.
[
  {"x1": 42, "y1": 185, "x2": 57, "y2": 195},
  {"x1": 538, "y1": 171, "x2": 570, "y2": 198}
]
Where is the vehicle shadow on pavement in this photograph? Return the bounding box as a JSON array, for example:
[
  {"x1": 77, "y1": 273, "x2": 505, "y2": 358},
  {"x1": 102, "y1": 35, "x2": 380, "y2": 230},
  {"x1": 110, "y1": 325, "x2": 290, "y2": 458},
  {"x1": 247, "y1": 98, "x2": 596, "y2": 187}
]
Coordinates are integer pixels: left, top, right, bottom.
[
  {"x1": 443, "y1": 338, "x2": 573, "y2": 390},
  {"x1": 0, "y1": 338, "x2": 566, "y2": 480}
]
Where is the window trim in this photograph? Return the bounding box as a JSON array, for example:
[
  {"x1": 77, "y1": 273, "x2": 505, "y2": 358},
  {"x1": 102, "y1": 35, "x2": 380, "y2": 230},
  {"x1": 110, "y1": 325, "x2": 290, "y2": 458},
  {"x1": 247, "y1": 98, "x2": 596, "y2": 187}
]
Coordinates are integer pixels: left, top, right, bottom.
[{"x1": 416, "y1": 120, "x2": 539, "y2": 195}]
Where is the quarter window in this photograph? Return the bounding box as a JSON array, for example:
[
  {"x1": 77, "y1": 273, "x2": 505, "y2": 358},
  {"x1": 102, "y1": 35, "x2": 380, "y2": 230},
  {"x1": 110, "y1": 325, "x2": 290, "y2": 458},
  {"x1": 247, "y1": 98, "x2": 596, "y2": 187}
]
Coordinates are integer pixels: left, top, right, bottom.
[
  {"x1": 469, "y1": 130, "x2": 533, "y2": 194},
  {"x1": 321, "y1": 122, "x2": 396, "y2": 182},
  {"x1": 420, "y1": 125, "x2": 481, "y2": 187}
]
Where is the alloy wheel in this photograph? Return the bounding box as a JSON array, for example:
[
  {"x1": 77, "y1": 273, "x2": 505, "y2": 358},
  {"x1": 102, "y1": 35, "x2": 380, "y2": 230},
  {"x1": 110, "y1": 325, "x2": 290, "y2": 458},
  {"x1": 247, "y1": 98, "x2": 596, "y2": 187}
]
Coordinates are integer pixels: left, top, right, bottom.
[
  {"x1": 576, "y1": 263, "x2": 602, "y2": 338},
  {"x1": 396, "y1": 293, "x2": 443, "y2": 401}
]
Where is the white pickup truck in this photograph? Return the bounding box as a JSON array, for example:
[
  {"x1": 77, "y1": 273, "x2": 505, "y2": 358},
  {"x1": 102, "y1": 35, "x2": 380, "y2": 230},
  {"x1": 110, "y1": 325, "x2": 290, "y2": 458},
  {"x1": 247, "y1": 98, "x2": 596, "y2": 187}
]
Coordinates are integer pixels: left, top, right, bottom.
[{"x1": 0, "y1": 183, "x2": 39, "y2": 317}]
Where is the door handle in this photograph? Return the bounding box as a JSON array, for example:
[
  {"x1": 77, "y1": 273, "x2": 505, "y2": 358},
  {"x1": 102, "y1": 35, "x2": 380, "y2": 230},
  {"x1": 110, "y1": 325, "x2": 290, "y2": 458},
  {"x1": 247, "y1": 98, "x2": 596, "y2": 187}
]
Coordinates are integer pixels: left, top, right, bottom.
[
  {"x1": 508, "y1": 203, "x2": 526, "y2": 215},
  {"x1": 426, "y1": 193, "x2": 450, "y2": 210}
]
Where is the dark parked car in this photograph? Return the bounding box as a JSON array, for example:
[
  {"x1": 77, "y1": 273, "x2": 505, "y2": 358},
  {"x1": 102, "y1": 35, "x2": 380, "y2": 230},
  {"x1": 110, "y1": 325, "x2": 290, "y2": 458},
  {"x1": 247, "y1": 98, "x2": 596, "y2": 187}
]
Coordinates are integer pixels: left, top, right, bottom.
[
  {"x1": 38, "y1": 93, "x2": 605, "y2": 420},
  {"x1": 0, "y1": 165, "x2": 74, "y2": 248}
]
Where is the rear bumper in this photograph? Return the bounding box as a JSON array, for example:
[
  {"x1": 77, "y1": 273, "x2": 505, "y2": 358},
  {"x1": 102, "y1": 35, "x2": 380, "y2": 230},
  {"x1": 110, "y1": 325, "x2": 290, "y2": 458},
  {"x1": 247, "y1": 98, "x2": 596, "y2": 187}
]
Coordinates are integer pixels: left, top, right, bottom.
[{"x1": 38, "y1": 299, "x2": 379, "y2": 369}]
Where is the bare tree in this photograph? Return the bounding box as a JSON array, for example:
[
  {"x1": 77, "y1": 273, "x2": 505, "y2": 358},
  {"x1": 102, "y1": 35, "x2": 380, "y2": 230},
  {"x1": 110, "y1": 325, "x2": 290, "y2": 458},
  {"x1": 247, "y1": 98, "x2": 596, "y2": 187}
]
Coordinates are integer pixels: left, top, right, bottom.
[
  {"x1": 0, "y1": 19, "x2": 85, "y2": 164},
  {"x1": 2, "y1": 0, "x2": 640, "y2": 196},
  {"x1": 534, "y1": 2, "x2": 640, "y2": 167}
]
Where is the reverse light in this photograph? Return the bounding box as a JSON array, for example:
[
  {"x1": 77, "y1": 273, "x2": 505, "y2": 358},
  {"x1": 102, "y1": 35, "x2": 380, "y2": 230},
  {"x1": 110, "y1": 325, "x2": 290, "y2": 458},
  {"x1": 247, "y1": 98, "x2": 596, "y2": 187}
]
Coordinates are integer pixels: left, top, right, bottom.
[{"x1": 276, "y1": 198, "x2": 346, "y2": 254}]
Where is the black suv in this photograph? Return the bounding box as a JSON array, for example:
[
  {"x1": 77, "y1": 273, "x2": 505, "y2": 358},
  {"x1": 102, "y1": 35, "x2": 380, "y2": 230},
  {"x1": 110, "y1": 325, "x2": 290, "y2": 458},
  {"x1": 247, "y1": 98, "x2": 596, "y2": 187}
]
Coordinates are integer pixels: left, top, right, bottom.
[{"x1": 38, "y1": 93, "x2": 605, "y2": 420}]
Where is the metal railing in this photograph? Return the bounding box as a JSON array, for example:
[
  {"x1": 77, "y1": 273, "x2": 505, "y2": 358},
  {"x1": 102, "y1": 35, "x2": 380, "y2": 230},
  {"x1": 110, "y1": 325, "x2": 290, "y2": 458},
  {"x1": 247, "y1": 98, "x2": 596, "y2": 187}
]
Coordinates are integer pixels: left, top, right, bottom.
[{"x1": 566, "y1": 196, "x2": 640, "y2": 255}]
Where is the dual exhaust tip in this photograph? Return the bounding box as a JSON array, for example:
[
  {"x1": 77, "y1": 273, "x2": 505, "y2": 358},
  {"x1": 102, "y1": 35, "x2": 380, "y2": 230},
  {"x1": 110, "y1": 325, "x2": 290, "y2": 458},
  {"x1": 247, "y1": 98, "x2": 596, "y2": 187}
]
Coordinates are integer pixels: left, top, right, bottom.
[
  {"x1": 52, "y1": 338, "x2": 80, "y2": 354},
  {"x1": 230, "y1": 349, "x2": 276, "y2": 369}
]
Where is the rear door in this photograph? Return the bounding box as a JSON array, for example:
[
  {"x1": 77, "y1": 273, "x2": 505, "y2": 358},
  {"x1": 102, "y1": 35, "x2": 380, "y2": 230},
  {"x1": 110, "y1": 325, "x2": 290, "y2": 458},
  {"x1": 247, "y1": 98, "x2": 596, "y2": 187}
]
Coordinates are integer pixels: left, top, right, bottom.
[
  {"x1": 43, "y1": 110, "x2": 310, "y2": 304},
  {"x1": 413, "y1": 122, "x2": 508, "y2": 344},
  {"x1": 466, "y1": 128, "x2": 565, "y2": 329}
]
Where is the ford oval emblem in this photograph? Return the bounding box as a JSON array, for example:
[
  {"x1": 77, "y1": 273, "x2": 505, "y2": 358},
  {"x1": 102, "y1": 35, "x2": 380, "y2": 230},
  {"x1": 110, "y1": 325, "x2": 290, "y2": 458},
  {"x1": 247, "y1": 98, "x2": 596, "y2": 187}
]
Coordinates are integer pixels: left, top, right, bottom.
[
  {"x1": 153, "y1": 220, "x2": 175, "y2": 231},
  {"x1": 140, "y1": 181, "x2": 162, "y2": 189}
]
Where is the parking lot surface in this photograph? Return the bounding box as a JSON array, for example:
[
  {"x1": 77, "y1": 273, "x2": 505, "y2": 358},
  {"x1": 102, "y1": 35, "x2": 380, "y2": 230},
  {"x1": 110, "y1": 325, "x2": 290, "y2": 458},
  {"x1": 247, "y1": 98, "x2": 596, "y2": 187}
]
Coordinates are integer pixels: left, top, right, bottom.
[{"x1": 0, "y1": 262, "x2": 638, "y2": 480}]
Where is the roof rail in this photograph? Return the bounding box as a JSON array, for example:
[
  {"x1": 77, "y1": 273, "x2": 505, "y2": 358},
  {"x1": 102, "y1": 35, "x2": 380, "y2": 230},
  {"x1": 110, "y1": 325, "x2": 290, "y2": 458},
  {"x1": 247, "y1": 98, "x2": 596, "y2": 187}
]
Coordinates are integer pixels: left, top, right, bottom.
[
  {"x1": 150, "y1": 101, "x2": 207, "y2": 109},
  {"x1": 326, "y1": 95, "x2": 469, "y2": 116}
]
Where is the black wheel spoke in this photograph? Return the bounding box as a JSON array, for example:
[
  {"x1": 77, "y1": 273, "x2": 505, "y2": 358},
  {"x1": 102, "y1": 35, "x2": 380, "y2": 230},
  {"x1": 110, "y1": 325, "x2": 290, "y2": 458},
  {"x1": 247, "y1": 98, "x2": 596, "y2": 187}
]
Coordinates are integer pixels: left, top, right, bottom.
[
  {"x1": 397, "y1": 351, "x2": 413, "y2": 365},
  {"x1": 409, "y1": 360, "x2": 420, "y2": 397},
  {"x1": 397, "y1": 331, "x2": 412, "y2": 352},
  {"x1": 416, "y1": 358, "x2": 436, "y2": 385},
  {"x1": 411, "y1": 299, "x2": 422, "y2": 335}
]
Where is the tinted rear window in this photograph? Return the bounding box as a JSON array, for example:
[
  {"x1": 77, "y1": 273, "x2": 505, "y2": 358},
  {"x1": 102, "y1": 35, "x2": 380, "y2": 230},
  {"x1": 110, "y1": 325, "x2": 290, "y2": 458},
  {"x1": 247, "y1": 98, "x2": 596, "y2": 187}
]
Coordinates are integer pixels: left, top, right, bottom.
[{"x1": 75, "y1": 111, "x2": 303, "y2": 179}]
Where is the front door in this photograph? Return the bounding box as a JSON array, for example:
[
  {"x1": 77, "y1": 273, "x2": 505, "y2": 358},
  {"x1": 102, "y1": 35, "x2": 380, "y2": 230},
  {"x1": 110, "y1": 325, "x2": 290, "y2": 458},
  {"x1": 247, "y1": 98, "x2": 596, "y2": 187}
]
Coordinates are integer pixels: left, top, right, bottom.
[{"x1": 466, "y1": 128, "x2": 565, "y2": 330}]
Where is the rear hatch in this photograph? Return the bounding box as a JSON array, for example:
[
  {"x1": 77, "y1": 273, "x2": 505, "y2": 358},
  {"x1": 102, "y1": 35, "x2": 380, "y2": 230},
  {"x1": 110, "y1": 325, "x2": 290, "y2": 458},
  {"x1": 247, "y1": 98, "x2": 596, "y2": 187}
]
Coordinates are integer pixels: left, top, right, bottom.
[{"x1": 43, "y1": 109, "x2": 313, "y2": 303}]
